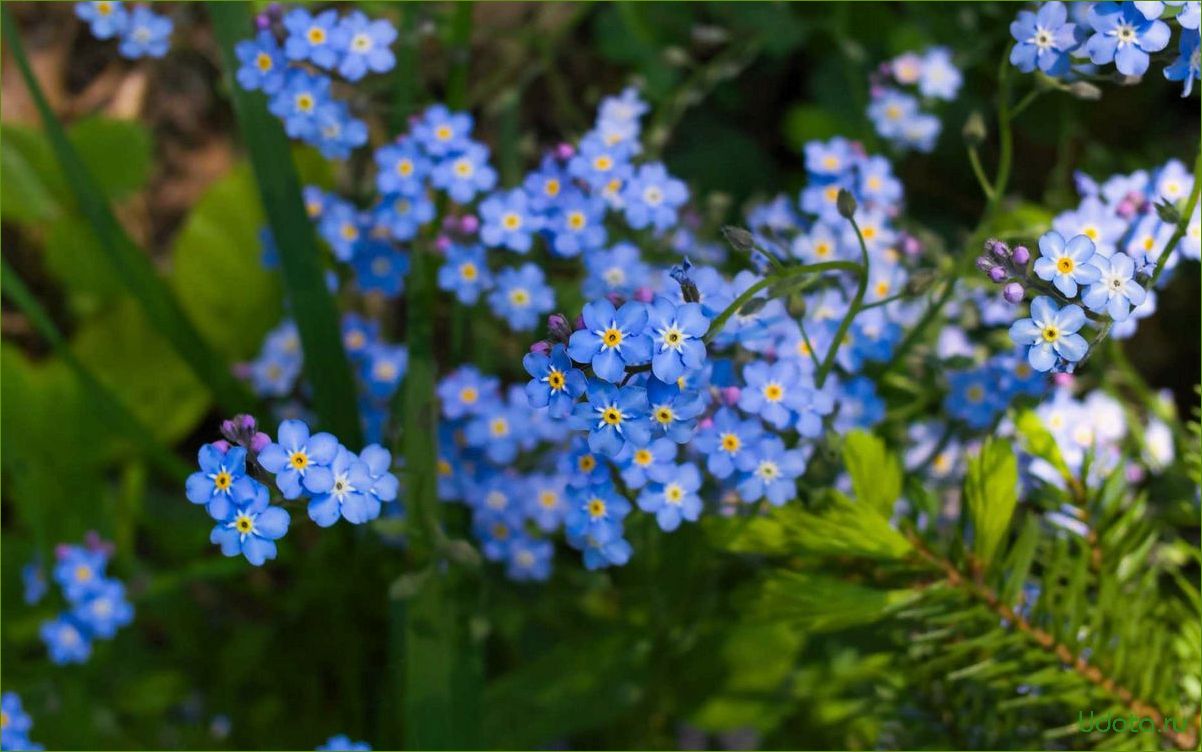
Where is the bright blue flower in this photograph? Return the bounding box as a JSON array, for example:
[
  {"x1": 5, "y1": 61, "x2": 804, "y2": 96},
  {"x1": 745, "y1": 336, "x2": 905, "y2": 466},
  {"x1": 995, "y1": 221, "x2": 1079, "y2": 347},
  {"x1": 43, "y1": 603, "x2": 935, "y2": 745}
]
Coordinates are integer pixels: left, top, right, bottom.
[
  {"x1": 374, "y1": 192, "x2": 436, "y2": 242},
  {"x1": 1033, "y1": 231, "x2": 1101, "y2": 297},
  {"x1": 331, "y1": 11, "x2": 397, "y2": 81},
  {"x1": 307, "y1": 445, "x2": 379, "y2": 526},
  {"x1": 1111, "y1": 289, "x2": 1157, "y2": 339},
  {"x1": 714, "y1": 272, "x2": 787, "y2": 352},
  {"x1": 488, "y1": 263, "x2": 554, "y2": 331},
  {"x1": 257, "y1": 419, "x2": 341, "y2": 500},
  {"x1": 645, "y1": 296, "x2": 709, "y2": 382},
  {"x1": 1010, "y1": 1, "x2": 1079, "y2": 75},
  {"x1": 438, "y1": 365, "x2": 500, "y2": 420},
  {"x1": 359, "y1": 444, "x2": 399, "y2": 503},
  {"x1": 437, "y1": 243, "x2": 493, "y2": 304},
  {"x1": 71, "y1": 578, "x2": 133, "y2": 639},
  {"x1": 1009, "y1": 296, "x2": 1090, "y2": 372},
  {"x1": 40, "y1": 615, "x2": 92, "y2": 665},
  {"x1": 567, "y1": 298, "x2": 652, "y2": 383},
  {"x1": 594, "y1": 87, "x2": 647, "y2": 147},
  {"x1": 235, "y1": 31, "x2": 287, "y2": 94},
  {"x1": 283, "y1": 8, "x2": 340, "y2": 69},
  {"x1": 685, "y1": 266, "x2": 734, "y2": 318},
  {"x1": 615, "y1": 436, "x2": 676, "y2": 489},
  {"x1": 1165, "y1": 29, "x2": 1201, "y2": 96},
  {"x1": 734, "y1": 437, "x2": 807, "y2": 506},
  {"x1": 621, "y1": 163, "x2": 688, "y2": 232},
  {"x1": 570, "y1": 381, "x2": 651, "y2": 457},
  {"x1": 583, "y1": 242, "x2": 651, "y2": 299},
  {"x1": 790, "y1": 374, "x2": 836, "y2": 438},
  {"x1": 568, "y1": 133, "x2": 634, "y2": 193},
  {"x1": 1, "y1": 693, "x2": 35, "y2": 751},
  {"x1": 524, "y1": 474, "x2": 569, "y2": 532},
  {"x1": 1082, "y1": 252, "x2": 1146, "y2": 320},
  {"x1": 505, "y1": 535, "x2": 553, "y2": 582},
  {"x1": 270, "y1": 69, "x2": 334, "y2": 141},
  {"x1": 569, "y1": 517, "x2": 633, "y2": 570},
  {"x1": 412, "y1": 105, "x2": 474, "y2": 157},
  {"x1": 472, "y1": 502, "x2": 523, "y2": 562},
  {"x1": 311, "y1": 102, "x2": 369, "y2": 160},
  {"x1": 638, "y1": 461, "x2": 703, "y2": 532},
  {"x1": 317, "y1": 197, "x2": 365, "y2": 261},
  {"x1": 186, "y1": 443, "x2": 255, "y2": 520},
  {"x1": 479, "y1": 189, "x2": 542, "y2": 253},
  {"x1": 945, "y1": 369, "x2": 1004, "y2": 429},
  {"x1": 564, "y1": 480, "x2": 631, "y2": 538},
  {"x1": 547, "y1": 190, "x2": 608, "y2": 257},
  {"x1": 118, "y1": 6, "x2": 172, "y2": 59},
  {"x1": 737, "y1": 360, "x2": 802, "y2": 429},
  {"x1": 465, "y1": 404, "x2": 524, "y2": 464},
  {"x1": 805, "y1": 137, "x2": 855, "y2": 178},
  {"x1": 22, "y1": 562, "x2": 47, "y2": 605},
  {"x1": 75, "y1": 1, "x2": 128, "y2": 39},
  {"x1": 833, "y1": 376, "x2": 886, "y2": 432},
  {"x1": 801, "y1": 176, "x2": 855, "y2": 222},
  {"x1": 1083, "y1": 1, "x2": 1171, "y2": 76},
  {"x1": 895, "y1": 112, "x2": 941, "y2": 153},
  {"x1": 358, "y1": 343, "x2": 408, "y2": 401},
  {"x1": 644, "y1": 377, "x2": 704, "y2": 443},
  {"x1": 245, "y1": 319, "x2": 303, "y2": 397},
  {"x1": 522, "y1": 155, "x2": 571, "y2": 212},
  {"x1": 316, "y1": 734, "x2": 371, "y2": 751},
  {"x1": 375, "y1": 140, "x2": 431, "y2": 196},
  {"x1": 858, "y1": 156, "x2": 904, "y2": 207},
  {"x1": 850, "y1": 308, "x2": 902, "y2": 364},
  {"x1": 523, "y1": 344, "x2": 587, "y2": 419},
  {"x1": 868, "y1": 89, "x2": 919, "y2": 141},
  {"x1": 998, "y1": 350, "x2": 1050, "y2": 399},
  {"x1": 431, "y1": 141, "x2": 498, "y2": 203},
  {"x1": 341, "y1": 313, "x2": 379, "y2": 362},
  {"x1": 694, "y1": 408, "x2": 763, "y2": 480},
  {"x1": 352, "y1": 243, "x2": 409, "y2": 297},
  {"x1": 53, "y1": 545, "x2": 108, "y2": 603},
  {"x1": 1126, "y1": 214, "x2": 1177, "y2": 274},
  {"x1": 210, "y1": 479, "x2": 290, "y2": 565},
  {"x1": 561, "y1": 436, "x2": 611, "y2": 488}
]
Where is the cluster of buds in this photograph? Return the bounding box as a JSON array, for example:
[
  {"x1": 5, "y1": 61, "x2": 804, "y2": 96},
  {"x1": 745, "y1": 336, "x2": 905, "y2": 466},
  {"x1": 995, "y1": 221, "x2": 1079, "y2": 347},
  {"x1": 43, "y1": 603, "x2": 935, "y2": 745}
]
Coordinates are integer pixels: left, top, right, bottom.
[
  {"x1": 976, "y1": 238, "x2": 1031, "y2": 305},
  {"x1": 218, "y1": 414, "x2": 271, "y2": 458}
]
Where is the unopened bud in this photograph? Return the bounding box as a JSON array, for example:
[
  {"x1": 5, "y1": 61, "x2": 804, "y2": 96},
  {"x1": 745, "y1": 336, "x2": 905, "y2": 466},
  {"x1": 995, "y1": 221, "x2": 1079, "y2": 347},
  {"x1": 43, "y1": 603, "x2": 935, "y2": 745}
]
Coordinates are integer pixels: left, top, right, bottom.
[
  {"x1": 985, "y1": 238, "x2": 1011, "y2": 261},
  {"x1": 1011, "y1": 245, "x2": 1030, "y2": 266},
  {"x1": 1067, "y1": 81, "x2": 1102, "y2": 101},
  {"x1": 554, "y1": 142, "x2": 575, "y2": 160},
  {"x1": 633, "y1": 286, "x2": 654, "y2": 303},
  {"x1": 720, "y1": 386, "x2": 741, "y2": 406},
  {"x1": 529, "y1": 340, "x2": 552, "y2": 356},
  {"x1": 905, "y1": 269, "x2": 936, "y2": 295},
  {"x1": 1003, "y1": 282, "x2": 1025, "y2": 304},
  {"x1": 459, "y1": 214, "x2": 480, "y2": 234},
  {"x1": 722, "y1": 226, "x2": 756, "y2": 254},
  {"x1": 975, "y1": 256, "x2": 997, "y2": 274},
  {"x1": 212, "y1": 439, "x2": 232, "y2": 453},
  {"x1": 988, "y1": 266, "x2": 1008, "y2": 283},
  {"x1": 962, "y1": 112, "x2": 986, "y2": 146},
  {"x1": 249, "y1": 432, "x2": 271, "y2": 453},
  {"x1": 547, "y1": 313, "x2": 572, "y2": 342},
  {"x1": 1155, "y1": 199, "x2": 1182, "y2": 225},
  {"x1": 836, "y1": 189, "x2": 857, "y2": 220}
]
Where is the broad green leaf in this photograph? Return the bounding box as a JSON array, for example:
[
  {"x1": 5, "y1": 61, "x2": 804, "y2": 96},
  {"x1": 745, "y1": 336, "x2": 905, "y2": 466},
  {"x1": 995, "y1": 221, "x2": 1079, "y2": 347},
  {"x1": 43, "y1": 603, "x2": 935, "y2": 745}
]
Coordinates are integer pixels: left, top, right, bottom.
[
  {"x1": 964, "y1": 438, "x2": 1020, "y2": 566},
  {"x1": 0, "y1": 123, "x2": 62, "y2": 222},
  {"x1": 1015, "y1": 409, "x2": 1073, "y2": 481},
  {"x1": 43, "y1": 214, "x2": 125, "y2": 315},
  {"x1": 842, "y1": 430, "x2": 902, "y2": 518},
  {"x1": 752, "y1": 569, "x2": 919, "y2": 633},
  {"x1": 713, "y1": 491, "x2": 912, "y2": 561},
  {"x1": 69, "y1": 116, "x2": 153, "y2": 200},
  {"x1": 691, "y1": 619, "x2": 804, "y2": 732}
]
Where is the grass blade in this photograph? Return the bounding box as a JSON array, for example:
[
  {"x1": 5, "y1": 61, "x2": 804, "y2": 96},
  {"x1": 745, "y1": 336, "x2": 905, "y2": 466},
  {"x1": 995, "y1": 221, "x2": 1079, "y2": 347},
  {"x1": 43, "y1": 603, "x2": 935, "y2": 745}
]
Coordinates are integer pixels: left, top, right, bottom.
[
  {"x1": 208, "y1": 1, "x2": 363, "y2": 446},
  {"x1": 1, "y1": 8, "x2": 255, "y2": 416}
]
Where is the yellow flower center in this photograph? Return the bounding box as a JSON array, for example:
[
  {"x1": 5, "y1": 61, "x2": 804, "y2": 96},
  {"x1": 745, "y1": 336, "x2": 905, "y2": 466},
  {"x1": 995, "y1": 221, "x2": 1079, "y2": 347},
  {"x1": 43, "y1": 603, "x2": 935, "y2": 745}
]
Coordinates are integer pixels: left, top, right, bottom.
[
  {"x1": 593, "y1": 155, "x2": 614, "y2": 172},
  {"x1": 289, "y1": 451, "x2": 309, "y2": 470},
  {"x1": 214, "y1": 471, "x2": 232, "y2": 491},
  {"x1": 822, "y1": 155, "x2": 839, "y2": 170},
  {"x1": 437, "y1": 459, "x2": 452, "y2": 476},
  {"x1": 578, "y1": 455, "x2": 596, "y2": 473},
  {"x1": 490, "y1": 418, "x2": 510, "y2": 437},
  {"x1": 634, "y1": 449, "x2": 653, "y2": 466},
  {"x1": 255, "y1": 52, "x2": 273, "y2": 72},
  {"x1": 967, "y1": 385, "x2": 984, "y2": 403},
  {"x1": 435, "y1": 125, "x2": 453, "y2": 141},
  {"x1": 544, "y1": 179, "x2": 561, "y2": 197},
  {"x1": 234, "y1": 514, "x2": 254, "y2": 534},
  {"x1": 74, "y1": 565, "x2": 92, "y2": 582},
  {"x1": 508, "y1": 288, "x2": 530, "y2": 306},
  {"x1": 664, "y1": 484, "x2": 684, "y2": 504},
  {"x1": 459, "y1": 262, "x2": 478, "y2": 281},
  {"x1": 602, "y1": 328, "x2": 623, "y2": 347},
  {"x1": 1142, "y1": 236, "x2": 1155, "y2": 251},
  {"x1": 1041, "y1": 325, "x2": 1060, "y2": 343},
  {"x1": 539, "y1": 491, "x2": 559, "y2": 509},
  {"x1": 346, "y1": 331, "x2": 366, "y2": 350},
  {"x1": 1082, "y1": 226, "x2": 1099, "y2": 241},
  {"x1": 587, "y1": 498, "x2": 606, "y2": 517},
  {"x1": 824, "y1": 186, "x2": 839, "y2": 201},
  {"x1": 502, "y1": 213, "x2": 522, "y2": 231},
  {"x1": 454, "y1": 159, "x2": 473, "y2": 178},
  {"x1": 491, "y1": 522, "x2": 510, "y2": 540},
  {"x1": 815, "y1": 242, "x2": 831, "y2": 257},
  {"x1": 96, "y1": 1, "x2": 113, "y2": 15},
  {"x1": 307, "y1": 27, "x2": 327, "y2": 45},
  {"x1": 654, "y1": 407, "x2": 674, "y2": 425},
  {"x1": 396, "y1": 159, "x2": 414, "y2": 177},
  {"x1": 296, "y1": 93, "x2": 315, "y2": 113},
  {"x1": 862, "y1": 226, "x2": 878, "y2": 240},
  {"x1": 1056, "y1": 257, "x2": 1075, "y2": 274},
  {"x1": 460, "y1": 387, "x2": 478, "y2": 404},
  {"x1": 546, "y1": 369, "x2": 566, "y2": 390},
  {"x1": 762, "y1": 383, "x2": 784, "y2": 402},
  {"x1": 720, "y1": 433, "x2": 741, "y2": 453},
  {"x1": 567, "y1": 212, "x2": 586, "y2": 230},
  {"x1": 601, "y1": 407, "x2": 623, "y2": 426}
]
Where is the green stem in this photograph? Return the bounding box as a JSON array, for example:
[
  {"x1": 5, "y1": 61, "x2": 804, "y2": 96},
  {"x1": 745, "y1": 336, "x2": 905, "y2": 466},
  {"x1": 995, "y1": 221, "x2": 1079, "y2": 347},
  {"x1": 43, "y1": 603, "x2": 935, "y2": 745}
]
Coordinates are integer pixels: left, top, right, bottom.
[
  {"x1": 1149, "y1": 148, "x2": 1202, "y2": 288},
  {"x1": 967, "y1": 146, "x2": 995, "y2": 201},
  {"x1": 814, "y1": 214, "x2": 871, "y2": 388},
  {"x1": 1008, "y1": 88, "x2": 1042, "y2": 120},
  {"x1": 445, "y1": 3, "x2": 473, "y2": 109}
]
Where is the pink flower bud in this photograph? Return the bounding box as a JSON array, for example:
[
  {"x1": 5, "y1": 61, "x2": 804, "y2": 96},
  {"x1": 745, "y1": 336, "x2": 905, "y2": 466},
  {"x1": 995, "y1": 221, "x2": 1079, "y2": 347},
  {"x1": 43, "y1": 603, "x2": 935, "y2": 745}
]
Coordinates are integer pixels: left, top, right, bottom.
[
  {"x1": 529, "y1": 340, "x2": 552, "y2": 356},
  {"x1": 434, "y1": 235, "x2": 451, "y2": 253},
  {"x1": 459, "y1": 214, "x2": 479, "y2": 234},
  {"x1": 633, "y1": 287, "x2": 654, "y2": 303},
  {"x1": 1003, "y1": 282, "x2": 1025, "y2": 304},
  {"x1": 1052, "y1": 372, "x2": 1075, "y2": 388},
  {"x1": 697, "y1": 416, "x2": 714, "y2": 430},
  {"x1": 721, "y1": 386, "x2": 741, "y2": 406},
  {"x1": 1125, "y1": 464, "x2": 1145, "y2": 484},
  {"x1": 574, "y1": 314, "x2": 586, "y2": 330},
  {"x1": 250, "y1": 432, "x2": 272, "y2": 453},
  {"x1": 554, "y1": 142, "x2": 575, "y2": 160},
  {"x1": 212, "y1": 439, "x2": 232, "y2": 453},
  {"x1": 1011, "y1": 245, "x2": 1030, "y2": 265}
]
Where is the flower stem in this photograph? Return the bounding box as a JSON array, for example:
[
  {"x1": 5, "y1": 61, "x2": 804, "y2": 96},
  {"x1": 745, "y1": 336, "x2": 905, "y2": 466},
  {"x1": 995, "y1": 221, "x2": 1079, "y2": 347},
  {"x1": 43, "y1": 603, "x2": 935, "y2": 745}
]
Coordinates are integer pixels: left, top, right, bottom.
[
  {"x1": 1149, "y1": 147, "x2": 1202, "y2": 288},
  {"x1": 814, "y1": 215, "x2": 872, "y2": 388}
]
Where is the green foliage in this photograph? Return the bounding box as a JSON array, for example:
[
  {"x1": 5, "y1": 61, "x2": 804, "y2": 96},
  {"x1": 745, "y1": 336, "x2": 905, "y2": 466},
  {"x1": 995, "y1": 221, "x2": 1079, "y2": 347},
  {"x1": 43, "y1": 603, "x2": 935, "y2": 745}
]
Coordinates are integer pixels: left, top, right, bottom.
[
  {"x1": 842, "y1": 429, "x2": 902, "y2": 518},
  {"x1": 963, "y1": 438, "x2": 1019, "y2": 566},
  {"x1": 752, "y1": 570, "x2": 919, "y2": 633}
]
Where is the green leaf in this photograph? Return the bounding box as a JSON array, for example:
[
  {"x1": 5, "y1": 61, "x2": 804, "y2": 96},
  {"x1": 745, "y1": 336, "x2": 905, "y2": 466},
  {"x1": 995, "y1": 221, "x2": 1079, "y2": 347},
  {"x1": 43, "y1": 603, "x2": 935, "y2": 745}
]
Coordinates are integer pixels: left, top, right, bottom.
[
  {"x1": 43, "y1": 214, "x2": 125, "y2": 315},
  {"x1": 964, "y1": 438, "x2": 1020, "y2": 566},
  {"x1": 0, "y1": 123, "x2": 62, "y2": 222},
  {"x1": 68, "y1": 116, "x2": 153, "y2": 200},
  {"x1": 752, "y1": 570, "x2": 919, "y2": 633},
  {"x1": 713, "y1": 491, "x2": 912, "y2": 561},
  {"x1": 209, "y1": 1, "x2": 361, "y2": 444},
  {"x1": 842, "y1": 430, "x2": 902, "y2": 518},
  {"x1": 2, "y1": 9, "x2": 256, "y2": 416},
  {"x1": 1015, "y1": 409, "x2": 1073, "y2": 481}
]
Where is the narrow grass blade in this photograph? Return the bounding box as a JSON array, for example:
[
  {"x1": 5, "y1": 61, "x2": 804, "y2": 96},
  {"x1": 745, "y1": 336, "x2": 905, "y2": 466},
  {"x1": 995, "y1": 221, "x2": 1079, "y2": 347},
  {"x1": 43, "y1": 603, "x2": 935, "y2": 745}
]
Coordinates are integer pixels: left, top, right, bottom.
[
  {"x1": 1, "y1": 258, "x2": 191, "y2": 481},
  {"x1": 208, "y1": 1, "x2": 362, "y2": 446},
  {"x1": 1, "y1": 8, "x2": 255, "y2": 416}
]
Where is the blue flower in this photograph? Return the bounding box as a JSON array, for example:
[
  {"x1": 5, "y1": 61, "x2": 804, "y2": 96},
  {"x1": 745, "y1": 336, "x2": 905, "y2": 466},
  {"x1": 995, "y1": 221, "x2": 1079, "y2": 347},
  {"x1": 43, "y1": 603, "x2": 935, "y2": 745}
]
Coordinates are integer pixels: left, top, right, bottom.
[
  {"x1": 431, "y1": 142, "x2": 498, "y2": 203},
  {"x1": 118, "y1": 6, "x2": 172, "y2": 59},
  {"x1": 412, "y1": 105, "x2": 474, "y2": 157},
  {"x1": 210, "y1": 480, "x2": 290, "y2": 565},
  {"x1": 522, "y1": 155, "x2": 570, "y2": 212},
  {"x1": 438, "y1": 366, "x2": 500, "y2": 420},
  {"x1": 583, "y1": 242, "x2": 651, "y2": 299},
  {"x1": 1010, "y1": 1, "x2": 1080, "y2": 75},
  {"x1": 645, "y1": 296, "x2": 709, "y2": 383},
  {"x1": 946, "y1": 369, "x2": 1005, "y2": 429},
  {"x1": 1, "y1": 692, "x2": 36, "y2": 751},
  {"x1": 570, "y1": 381, "x2": 651, "y2": 457},
  {"x1": 1165, "y1": 28, "x2": 1201, "y2": 96},
  {"x1": 21, "y1": 562, "x2": 47, "y2": 606},
  {"x1": 316, "y1": 734, "x2": 371, "y2": 751},
  {"x1": 737, "y1": 360, "x2": 803, "y2": 430},
  {"x1": 523, "y1": 345, "x2": 587, "y2": 419},
  {"x1": 567, "y1": 299, "x2": 652, "y2": 383},
  {"x1": 311, "y1": 102, "x2": 369, "y2": 160},
  {"x1": 257, "y1": 419, "x2": 341, "y2": 499},
  {"x1": 801, "y1": 176, "x2": 855, "y2": 222},
  {"x1": 561, "y1": 436, "x2": 611, "y2": 488},
  {"x1": 694, "y1": 407, "x2": 763, "y2": 479},
  {"x1": 479, "y1": 189, "x2": 542, "y2": 253},
  {"x1": 317, "y1": 197, "x2": 365, "y2": 261},
  {"x1": 616, "y1": 437, "x2": 677, "y2": 489},
  {"x1": 791, "y1": 221, "x2": 847, "y2": 264},
  {"x1": 331, "y1": 11, "x2": 397, "y2": 81},
  {"x1": 548, "y1": 190, "x2": 608, "y2": 257},
  {"x1": 734, "y1": 437, "x2": 807, "y2": 506},
  {"x1": 359, "y1": 344, "x2": 408, "y2": 401},
  {"x1": 235, "y1": 31, "x2": 286, "y2": 94},
  {"x1": 40, "y1": 615, "x2": 92, "y2": 665},
  {"x1": 71, "y1": 578, "x2": 133, "y2": 639},
  {"x1": 867, "y1": 89, "x2": 919, "y2": 141},
  {"x1": 805, "y1": 137, "x2": 855, "y2": 177},
  {"x1": 1082, "y1": 252, "x2": 1146, "y2": 320},
  {"x1": 1009, "y1": 296, "x2": 1090, "y2": 372},
  {"x1": 998, "y1": 350, "x2": 1050, "y2": 399},
  {"x1": 857, "y1": 156, "x2": 903, "y2": 207},
  {"x1": 352, "y1": 243, "x2": 409, "y2": 297},
  {"x1": 75, "y1": 1, "x2": 128, "y2": 39},
  {"x1": 1033, "y1": 231, "x2": 1101, "y2": 297},
  {"x1": 247, "y1": 320, "x2": 303, "y2": 397},
  {"x1": 919, "y1": 46, "x2": 962, "y2": 99},
  {"x1": 359, "y1": 444, "x2": 399, "y2": 503},
  {"x1": 564, "y1": 480, "x2": 631, "y2": 538},
  {"x1": 307, "y1": 446, "x2": 379, "y2": 526},
  {"x1": 270, "y1": 69, "x2": 334, "y2": 141},
  {"x1": 1052, "y1": 197, "x2": 1128, "y2": 257},
  {"x1": 186, "y1": 443, "x2": 255, "y2": 520},
  {"x1": 569, "y1": 518, "x2": 633, "y2": 570},
  {"x1": 621, "y1": 163, "x2": 688, "y2": 233},
  {"x1": 637, "y1": 462, "x2": 703, "y2": 532},
  {"x1": 283, "y1": 8, "x2": 340, "y2": 69},
  {"x1": 438, "y1": 243, "x2": 493, "y2": 304},
  {"x1": 488, "y1": 264, "x2": 554, "y2": 331},
  {"x1": 524, "y1": 474, "x2": 569, "y2": 532},
  {"x1": 53, "y1": 545, "x2": 108, "y2": 603},
  {"x1": 644, "y1": 377, "x2": 704, "y2": 443},
  {"x1": 505, "y1": 536, "x2": 553, "y2": 582},
  {"x1": 465, "y1": 404, "x2": 524, "y2": 464},
  {"x1": 374, "y1": 192, "x2": 436, "y2": 242},
  {"x1": 833, "y1": 376, "x2": 886, "y2": 432},
  {"x1": 341, "y1": 313, "x2": 379, "y2": 362},
  {"x1": 375, "y1": 140, "x2": 431, "y2": 196},
  {"x1": 1083, "y1": 1, "x2": 1171, "y2": 76},
  {"x1": 568, "y1": 134, "x2": 633, "y2": 193}
]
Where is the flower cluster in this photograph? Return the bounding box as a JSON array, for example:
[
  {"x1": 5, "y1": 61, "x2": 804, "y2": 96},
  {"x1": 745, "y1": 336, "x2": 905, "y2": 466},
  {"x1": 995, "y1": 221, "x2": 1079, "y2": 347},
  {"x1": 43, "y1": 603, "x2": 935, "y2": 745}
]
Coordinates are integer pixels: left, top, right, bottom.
[
  {"x1": 234, "y1": 7, "x2": 397, "y2": 158},
  {"x1": 74, "y1": 1, "x2": 172, "y2": 59},
  {"x1": 316, "y1": 734, "x2": 372, "y2": 751},
  {"x1": 1, "y1": 693, "x2": 41, "y2": 752},
  {"x1": 867, "y1": 47, "x2": 962, "y2": 152},
  {"x1": 185, "y1": 415, "x2": 400, "y2": 565},
  {"x1": 37, "y1": 536, "x2": 133, "y2": 666},
  {"x1": 985, "y1": 158, "x2": 1196, "y2": 370},
  {"x1": 1010, "y1": 1, "x2": 1199, "y2": 96},
  {"x1": 942, "y1": 349, "x2": 1048, "y2": 429}
]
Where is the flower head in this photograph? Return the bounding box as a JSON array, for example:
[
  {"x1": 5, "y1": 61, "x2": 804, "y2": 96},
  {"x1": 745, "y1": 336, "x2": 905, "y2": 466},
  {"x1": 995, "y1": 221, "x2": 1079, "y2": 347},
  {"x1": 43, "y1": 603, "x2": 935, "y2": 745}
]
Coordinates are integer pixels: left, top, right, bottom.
[
  {"x1": 1033, "y1": 230, "x2": 1101, "y2": 297},
  {"x1": 1009, "y1": 296, "x2": 1090, "y2": 372}
]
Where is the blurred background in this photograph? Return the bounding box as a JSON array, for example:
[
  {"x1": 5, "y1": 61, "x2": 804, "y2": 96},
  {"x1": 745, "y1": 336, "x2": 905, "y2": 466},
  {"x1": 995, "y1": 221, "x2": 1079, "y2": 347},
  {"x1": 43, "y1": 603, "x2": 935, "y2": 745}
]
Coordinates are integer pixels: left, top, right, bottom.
[{"x1": 2, "y1": 2, "x2": 1198, "y2": 749}]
